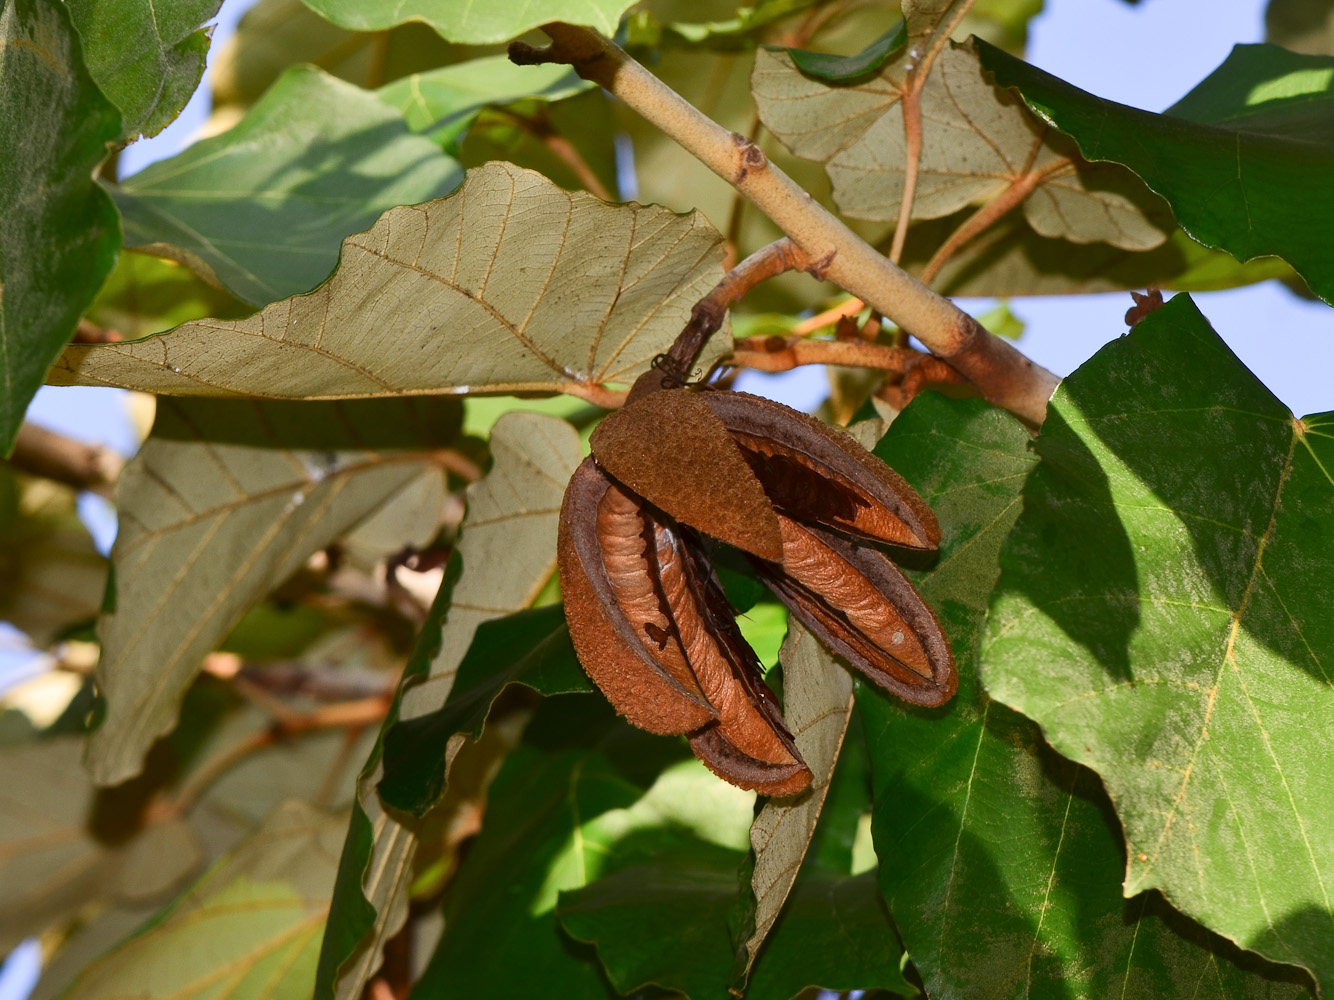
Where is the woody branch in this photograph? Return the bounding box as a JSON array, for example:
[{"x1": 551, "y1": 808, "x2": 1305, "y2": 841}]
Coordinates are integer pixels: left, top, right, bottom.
[{"x1": 511, "y1": 24, "x2": 1059, "y2": 426}]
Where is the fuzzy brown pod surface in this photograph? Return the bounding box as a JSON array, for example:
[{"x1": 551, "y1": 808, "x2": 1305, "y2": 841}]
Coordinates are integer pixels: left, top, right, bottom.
[{"x1": 557, "y1": 388, "x2": 956, "y2": 796}]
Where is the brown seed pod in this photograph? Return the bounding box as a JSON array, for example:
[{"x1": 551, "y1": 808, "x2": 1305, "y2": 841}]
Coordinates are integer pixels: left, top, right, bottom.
[
  {"x1": 755, "y1": 515, "x2": 956, "y2": 707},
  {"x1": 558, "y1": 458, "x2": 717, "y2": 735},
  {"x1": 562, "y1": 382, "x2": 954, "y2": 795}
]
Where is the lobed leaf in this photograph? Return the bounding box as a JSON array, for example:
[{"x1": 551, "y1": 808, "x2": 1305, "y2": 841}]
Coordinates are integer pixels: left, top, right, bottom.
[
  {"x1": 53, "y1": 162, "x2": 727, "y2": 400},
  {"x1": 87, "y1": 396, "x2": 461, "y2": 786},
  {"x1": 754, "y1": 37, "x2": 1172, "y2": 248},
  {"x1": 982, "y1": 294, "x2": 1334, "y2": 992},
  {"x1": 864, "y1": 391, "x2": 1312, "y2": 997},
  {"x1": 106, "y1": 65, "x2": 462, "y2": 305},
  {"x1": 978, "y1": 40, "x2": 1334, "y2": 303},
  {"x1": 65, "y1": 0, "x2": 222, "y2": 139},
  {"x1": 0, "y1": 0, "x2": 121, "y2": 453},
  {"x1": 297, "y1": 0, "x2": 634, "y2": 44}
]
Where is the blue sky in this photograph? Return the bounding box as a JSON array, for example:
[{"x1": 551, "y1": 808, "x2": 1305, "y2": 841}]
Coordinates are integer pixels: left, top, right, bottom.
[{"x1": 3, "y1": 0, "x2": 1330, "y2": 994}]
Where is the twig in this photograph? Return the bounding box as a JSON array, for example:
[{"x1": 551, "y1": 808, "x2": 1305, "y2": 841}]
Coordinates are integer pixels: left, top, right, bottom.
[
  {"x1": 730, "y1": 336, "x2": 926, "y2": 374},
  {"x1": 73, "y1": 318, "x2": 124, "y2": 344},
  {"x1": 792, "y1": 297, "x2": 865, "y2": 337},
  {"x1": 513, "y1": 25, "x2": 1058, "y2": 425},
  {"x1": 561, "y1": 379, "x2": 628, "y2": 409},
  {"x1": 628, "y1": 238, "x2": 827, "y2": 401},
  {"x1": 10, "y1": 422, "x2": 123, "y2": 498}
]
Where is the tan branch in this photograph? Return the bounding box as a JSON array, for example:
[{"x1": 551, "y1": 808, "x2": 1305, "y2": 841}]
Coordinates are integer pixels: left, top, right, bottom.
[
  {"x1": 731, "y1": 336, "x2": 925, "y2": 374},
  {"x1": 10, "y1": 422, "x2": 123, "y2": 497},
  {"x1": 515, "y1": 25, "x2": 1058, "y2": 425}
]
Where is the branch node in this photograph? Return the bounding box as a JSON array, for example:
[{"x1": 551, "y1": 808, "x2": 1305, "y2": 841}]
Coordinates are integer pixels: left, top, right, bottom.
[
  {"x1": 730, "y1": 132, "x2": 768, "y2": 183},
  {"x1": 507, "y1": 40, "x2": 563, "y2": 66}
]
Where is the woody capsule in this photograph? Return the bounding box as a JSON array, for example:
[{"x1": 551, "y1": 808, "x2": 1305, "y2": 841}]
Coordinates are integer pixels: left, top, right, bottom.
[{"x1": 557, "y1": 355, "x2": 957, "y2": 796}]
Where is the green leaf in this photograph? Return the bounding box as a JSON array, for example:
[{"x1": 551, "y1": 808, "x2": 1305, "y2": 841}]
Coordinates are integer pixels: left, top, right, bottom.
[
  {"x1": 982, "y1": 294, "x2": 1334, "y2": 993},
  {"x1": 753, "y1": 37, "x2": 1172, "y2": 247},
  {"x1": 212, "y1": 0, "x2": 460, "y2": 112},
  {"x1": 978, "y1": 40, "x2": 1334, "y2": 303},
  {"x1": 412, "y1": 696, "x2": 693, "y2": 999},
  {"x1": 377, "y1": 54, "x2": 590, "y2": 154},
  {"x1": 863, "y1": 391, "x2": 1311, "y2": 997},
  {"x1": 0, "y1": 475, "x2": 106, "y2": 647},
  {"x1": 0, "y1": 0, "x2": 121, "y2": 454},
  {"x1": 65, "y1": 0, "x2": 221, "y2": 139},
  {"x1": 317, "y1": 413, "x2": 581, "y2": 1000},
  {"x1": 110, "y1": 64, "x2": 463, "y2": 305},
  {"x1": 86, "y1": 252, "x2": 251, "y2": 341},
  {"x1": 379, "y1": 604, "x2": 591, "y2": 816},
  {"x1": 54, "y1": 162, "x2": 726, "y2": 399},
  {"x1": 299, "y1": 0, "x2": 634, "y2": 44},
  {"x1": 88, "y1": 396, "x2": 462, "y2": 786},
  {"x1": 786, "y1": 20, "x2": 907, "y2": 83},
  {"x1": 60, "y1": 800, "x2": 346, "y2": 1000}
]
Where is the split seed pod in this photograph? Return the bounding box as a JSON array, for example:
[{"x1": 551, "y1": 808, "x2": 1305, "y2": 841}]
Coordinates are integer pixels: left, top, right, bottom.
[{"x1": 558, "y1": 386, "x2": 955, "y2": 796}]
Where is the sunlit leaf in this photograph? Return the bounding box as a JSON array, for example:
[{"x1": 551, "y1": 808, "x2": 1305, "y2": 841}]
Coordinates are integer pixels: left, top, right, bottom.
[
  {"x1": 863, "y1": 391, "x2": 1312, "y2": 997},
  {"x1": 54, "y1": 162, "x2": 726, "y2": 400},
  {"x1": 982, "y1": 295, "x2": 1334, "y2": 992},
  {"x1": 110, "y1": 65, "x2": 463, "y2": 305},
  {"x1": 87, "y1": 396, "x2": 462, "y2": 786},
  {"x1": 979, "y1": 40, "x2": 1334, "y2": 303},
  {"x1": 754, "y1": 37, "x2": 1171, "y2": 248},
  {"x1": 65, "y1": 0, "x2": 221, "y2": 139},
  {"x1": 0, "y1": 0, "x2": 121, "y2": 453},
  {"x1": 299, "y1": 0, "x2": 634, "y2": 44},
  {"x1": 60, "y1": 800, "x2": 345, "y2": 1000}
]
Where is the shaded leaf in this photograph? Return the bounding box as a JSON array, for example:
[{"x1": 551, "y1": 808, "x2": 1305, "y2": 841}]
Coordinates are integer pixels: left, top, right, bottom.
[
  {"x1": 213, "y1": 0, "x2": 462, "y2": 112},
  {"x1": 1266, "y1": 0, "x2": 1334, "y2": 57},
  {"x1": 900, "y1": 211, "x2": 1298, "y2": 297},
  {"x1": 979, "y1": 40, "x2": 1334, "y2": 303},
  {"x1": 380, "y1": 604, "x2": 591, "y2": 816},
  {"x1": 0, "y1": 0, "x2": 121, "y2": 453},
  {"x1": 54, "y1": 162, "x2": 726, "y2": 399},
  {"x1": 754, "y1": 37, "x2": 1171, "y2": 248},
  {"x1": 65, "y1": 0, "x2": 221, "y2": 139},
  {"x1": 416, "y1": 691, "x2": 749, "y2": 998},
  {"x1": 864, "y1": 391, "x2": 1312, "y2": 998},
  {"x1": 111, "y1": 64, "x2": 463, "y2": 305},
  {"x1": 88, "y1": 396, "x2": 462, "y2": 785},
  {"x1": 378, "y1": 54, "x2": 590, "y2": 154},
  {"x1": 982, "y1": 294, "x2": 1334, "y2": 992},
  {"x1": 0, "y1": 738, "x2": 203, "y2": 955},
  {"x1": 786, "y1": 20, "x2": 907, "y2": 82},
  {"x1": 736, "y1": 620, "x2": 854, "y2": 986},
  {"x1": 299, "y1": 0, "x2": 634, "y2": 44},
  {"x1": 60, "y1": 800, "x2": 345, "y2": 1000},
  {"x1": 0, "y1": 474, "x2": 106, "y2": 646},
  {"x1": 317, "y1": 413, "x2": 580, "y2": 1000}
]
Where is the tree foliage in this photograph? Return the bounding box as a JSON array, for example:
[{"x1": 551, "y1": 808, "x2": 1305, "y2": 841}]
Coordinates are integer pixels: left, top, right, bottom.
[{"x1": 1, "y1": 0, "x2": 1330, "y2": 998}]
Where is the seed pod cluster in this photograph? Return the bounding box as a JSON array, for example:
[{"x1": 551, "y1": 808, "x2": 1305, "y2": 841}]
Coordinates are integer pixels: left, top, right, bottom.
[{"x1": 558, "y1": 387, "x2": 955, "y2": 796}]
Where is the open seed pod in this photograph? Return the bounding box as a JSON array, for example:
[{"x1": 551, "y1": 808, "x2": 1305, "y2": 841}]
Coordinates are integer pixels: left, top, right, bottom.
[{"x1": 561, "y1": 383, "x2": 955, "y2": 795}]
